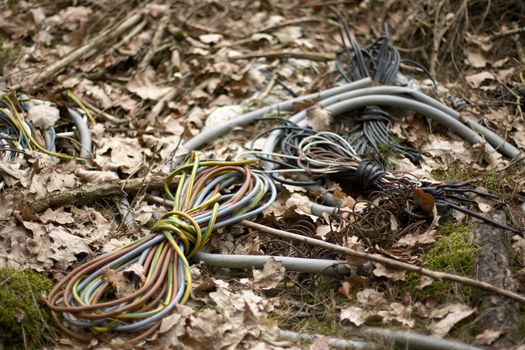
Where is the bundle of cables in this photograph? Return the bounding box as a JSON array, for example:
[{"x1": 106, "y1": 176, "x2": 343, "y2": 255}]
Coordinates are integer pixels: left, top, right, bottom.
[
  {"x1": 45, "y1": 153, "x2": 277, "y2": 343},
  {"x1": 244, "y1": 125, "x2": 518, "y2": 233},
  {"x1": 0, "y1": 93, "x2": 90, "y2": 189},
  {"x1": 335, "y1": 21, "x2": 438, "y2": 164}
]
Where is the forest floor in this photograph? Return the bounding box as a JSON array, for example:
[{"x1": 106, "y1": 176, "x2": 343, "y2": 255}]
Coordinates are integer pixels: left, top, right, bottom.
[{"x1": 1, "y1": 0, "x2": 525, "y2": 349}]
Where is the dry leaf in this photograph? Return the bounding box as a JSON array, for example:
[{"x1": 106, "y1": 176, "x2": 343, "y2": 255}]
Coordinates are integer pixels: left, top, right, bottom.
[
  {"x1": 340, "y1": 306, "x2": 365, "y2": 326},
  {"x1": 306, "y1": 107, "x2": 333, "y2": 131},
  {"x1": 338, "y1": 281, "x2": 352, "y2": 299},
  {"x1": 26, "y1": 104, "x2": 60, "y2": 129},
  {"x1": 94, "y1": 137, "x2": 144, "y2": 174},
  {"x1": 126, "y1": 67, "x2": 171, "y2": 100},
  {"x1": 411, "y1": 189, "x2": 436, "y2": 216},
  {"x1": 252, "y1": 258, "x2": 285, "y2": 289},
  {"x1": 430, "y1": 303, "x2": 476, "y2": 337},
  {"x1": 474, "y1": 328, "x2": 502, "y2": 345},
  {"x1": 372, "y1": 263, "x2": 406, "y2": 281},
  {"x1": 356, "y1": 288, "x2": 386, "y2": 307},
  {"x1": 466, "y1": 71, "x2": 495, "y2": 88},
  {"x1": 101, "y1": 269, "x2": 136, "y2": 298}
]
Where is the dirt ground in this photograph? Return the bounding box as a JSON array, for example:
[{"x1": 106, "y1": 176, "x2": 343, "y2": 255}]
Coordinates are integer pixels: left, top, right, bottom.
[{"x1": 1, "y1": 0, "x2": 525, "y2": 349}]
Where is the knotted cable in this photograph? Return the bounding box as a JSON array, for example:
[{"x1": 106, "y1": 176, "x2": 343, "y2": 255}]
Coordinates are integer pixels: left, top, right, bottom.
[{"x1": 46, "y1": 153, "x2": 277, "y2": 342}]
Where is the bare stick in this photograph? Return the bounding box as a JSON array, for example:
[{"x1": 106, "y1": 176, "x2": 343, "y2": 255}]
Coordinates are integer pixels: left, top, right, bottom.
[
  {"x1": 240, "y1": 220, "x2": 525, "y2": 304},
  {"x1": 229, "y1": 50, "x2": 334, "y2": 62},
  {"x1": 34, "y1": 11, "x2": 143, "y2": 86},
  {"x1": 138, "y1": 11, "x2": 171, "y2": 70},
  {"x1": 490, "y1": 26, "x2": 525, "y2": 40},
  {"x1": 29, "y1": 176, "x2": 164, "y2": 213}
]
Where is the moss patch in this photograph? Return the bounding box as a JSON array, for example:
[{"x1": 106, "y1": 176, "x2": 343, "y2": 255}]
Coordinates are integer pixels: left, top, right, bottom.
[
  {"x1": 0, "y1": 268, "x2": 54, "y2": 349},
  {"x1": 403, "y1": 221, "x2": 477, "y2": 302}
]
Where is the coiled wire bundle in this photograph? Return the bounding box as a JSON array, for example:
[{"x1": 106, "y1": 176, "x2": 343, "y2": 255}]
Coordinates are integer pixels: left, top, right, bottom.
[
  {"x1": 248, "y1": 126, "x2": 517, "y2": 232},
  {"x1": 335, "y1": 21, "x2": 431, "y2": 164},
  {"x1": 46, "y1": 153, "x2": 277, "y2": 342}
]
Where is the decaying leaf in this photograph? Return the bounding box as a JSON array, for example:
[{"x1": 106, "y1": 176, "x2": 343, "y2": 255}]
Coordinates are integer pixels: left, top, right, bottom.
[
  {"x1": 252, "y1": 258, "x2": 285, "y2": 289},
  {"x1": 340, "y1": 306, "x2": 365, "y2": 326},
  {"x1": 372, "y1": 263, "x2": 406, "y2": 281},
  {"x1": 429, "y1": 303, "x2": 476, "y2": 337}
]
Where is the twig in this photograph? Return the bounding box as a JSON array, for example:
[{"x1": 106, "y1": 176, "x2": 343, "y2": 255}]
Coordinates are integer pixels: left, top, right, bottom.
[
  {"x1": 80, "y1": 99, "x2": 125, "y2": 125},
  {"x1": 29, "y1": 176, "x2": 165, "y2": 213},
  {"x1": 490, "y1": 26, "x2": 525, "y2": 40},
  {"x1": 138, "y1": 11, "x2": 171, "y2": 70},
  {"x1": 254, "y1": 16, "x2": 334, "y2": 34},
  {"x1": 33, "y1": 11, "x2": 143, "y2": 87},
  {"x1": 240, "y1": 220, "x2": 525, "y2": 304},
  {"x1": 229, "y1": 50, "x2": 334, "y2": 62},
  {"x1": 145, "y1": 87, "x2": 177, "y2": 124}
]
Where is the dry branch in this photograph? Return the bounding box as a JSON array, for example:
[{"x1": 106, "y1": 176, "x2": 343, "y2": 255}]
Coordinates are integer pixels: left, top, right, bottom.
[
  {"x1": 33, "y1": 11, "x2": 144, "y2": 87},
  {"x1": 29, "y1": 176, "x2": 164, "y2": 213},
  {"x1": 138, "y1": 11, "x2": 171, "y2": 70},
  {"x1": 229, "y1": 50, "x2": 334, "y2": 62},
  {"x1": 240, "y1": 220, "x2": 525, "y2": 304}
]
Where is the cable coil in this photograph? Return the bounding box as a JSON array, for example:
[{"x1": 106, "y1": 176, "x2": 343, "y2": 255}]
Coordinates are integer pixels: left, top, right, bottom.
[{"x1": 46, "y1": 153, "x2": 277, "y2": 342}]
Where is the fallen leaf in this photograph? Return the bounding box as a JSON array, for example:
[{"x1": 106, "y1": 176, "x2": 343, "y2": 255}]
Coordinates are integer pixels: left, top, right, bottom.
[
  {"x1": 199, "y1": 33, "x2": 223, "y2": 45},
  {"x1": 26, "y1": 104, "x2": 60, "y2": 129},
  {"x1": 466, "y1": 71, "x2": 495, "y2": 88},
  {"x1": 101, "y1": 268, "x2": 136, "y2": 298},
  {"x1": 306, "y1": 107, "x2": 333, "y2": 131},
  {"x1": 372, "y1": 263, "x2": 406, "y2": 281},
  {"x1": 356, "y1": 288, "x2": 386, "y2": 307},
  {"x1": 252, "y1": 258, "x2": 285, "y2": 289},
  {"x1": 126, "y1": 67, "x2": 171, "y2": 100},
  {"x1": 474, "y1": 328, "x2": 502, "y2": 345},
  {"x1": 340, "y1": 306, "x2": 365, "y2": 326},
  {"x1": 338, "y1": 281, "x2": 352, "y2": 299},
  {"x1": 411, "y1": 189, "x2": 436, "y2": 216},
  {"x1": 466, "y1": 49, "x2": 486, "y2": 68},
  {"x1": 429, "y1": 303, "x2": 476, "y2": 337}
]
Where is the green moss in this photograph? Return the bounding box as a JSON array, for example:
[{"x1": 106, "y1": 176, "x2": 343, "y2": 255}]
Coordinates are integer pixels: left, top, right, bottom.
[
  {"x1": 0, "y1": 268, "x2": 54, "y2": 349},
  {"x1": 403, "y1": 221, "x2": 477, "y2": 302},
  {"x1": 432, "y1": 166, "x2": 472, "y2": 184}
]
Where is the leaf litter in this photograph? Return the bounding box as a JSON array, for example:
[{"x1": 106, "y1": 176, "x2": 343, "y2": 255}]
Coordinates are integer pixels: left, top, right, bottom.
[{"x1": 1, "y1": 0, "x2": 525, "y2": 348}]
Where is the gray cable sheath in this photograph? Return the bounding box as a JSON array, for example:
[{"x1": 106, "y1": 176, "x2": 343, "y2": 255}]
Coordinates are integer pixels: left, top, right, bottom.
[
  {"x1": 278, "y1": 328, "x2": 483, "y2": 350},
  {"x1": 193, "y1": 251, "x2": 351, "y2": 275},
  {"x1": 278, "y1": 330, "x2": 376, "y2": 349},
  {"x1": 67, "y1": 108, "x2": 92, "y2": 158},
  {"x1": 359, "y1": 327, "x2": 483, "y2": 350},
  {"x1": 183, "y1": 78, "x2": 372, "y2": 151}
]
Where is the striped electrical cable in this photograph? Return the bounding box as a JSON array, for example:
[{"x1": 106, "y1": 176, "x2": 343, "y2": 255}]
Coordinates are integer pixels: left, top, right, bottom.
[{"x1": 45, "y1": 152, "x2": 277, "y2": 342}]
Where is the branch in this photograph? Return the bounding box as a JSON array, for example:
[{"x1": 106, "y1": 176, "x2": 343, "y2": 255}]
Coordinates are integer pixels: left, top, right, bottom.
[
  {"x1": 240, "y1": 220, "x2": 525, "y2": 304},
  {"x1": 33, "y1": 11, "x2": 144, "y2": 86},
  {"x1": 138, "y1": 11, "x2": 171, "y2": 71},
  {"x1": 490, "y1": 26, "x2": 525, "y2": 40},
  {"x1": 29, "y1": 176, "x2": 165, "y2": 213},
  {"x1": 229, "y1": 50, "x2": 334, "y2": 62}
]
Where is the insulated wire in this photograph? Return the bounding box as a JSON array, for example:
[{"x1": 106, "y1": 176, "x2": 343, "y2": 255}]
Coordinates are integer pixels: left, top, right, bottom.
[{"x1": 46, "y1": 153, "x2": 277, "y2": 342}]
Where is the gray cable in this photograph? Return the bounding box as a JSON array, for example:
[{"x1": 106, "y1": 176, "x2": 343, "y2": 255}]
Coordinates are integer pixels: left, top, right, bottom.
[
  {"x1": 67, "y1": 108, "x2": 92, "y2": 158},
  {"x1": 278, "y1": 328, "x2": 483, "y2": 350},
  {"x1": 193, "y1": 251, "x2": 352, "y2": 275},
  {"x1": 359, "y1": 327, "x2": 483, "y2": 350},
  {"x1": 183, "y1": 78, "x2": 372, "y2": 152},
  {"x1": 278, "y1": 330, "x2": 376, "y2": 349}
]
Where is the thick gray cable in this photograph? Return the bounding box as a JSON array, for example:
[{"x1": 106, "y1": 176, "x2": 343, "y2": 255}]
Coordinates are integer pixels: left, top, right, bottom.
[
  {"x1": 193, "y1": 251, "x2": 352, "y2": 275},
  {"x1": 67, "y1": 108, "x2": 92, "y2": 158},
  {"x1": 278, "y1": 330, "x2": 376, "y2": 349},
  {"x1": 285, "y1": 85, "x2": 522, "y2": 161},
  {"x1": 359, "y1": 327, "x2": 483, "y2": 350},
  {"x1": 278, "y1": 329, "x2": 483, "y2": 350},
  {"x1": 183, "y1": 78, "x2": 372, "y2": 152}
]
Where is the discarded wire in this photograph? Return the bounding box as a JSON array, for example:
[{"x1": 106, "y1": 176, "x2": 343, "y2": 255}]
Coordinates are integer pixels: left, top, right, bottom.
[
  {"x1": 335, "y1": 21, "x2": 433, "y2": 163},
  {"x1": 249, "y1": 127, "x2": 517, "y2": 232},
  {"x1": 46, "y1": 153, "x2": 277, "y2": 342}
]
